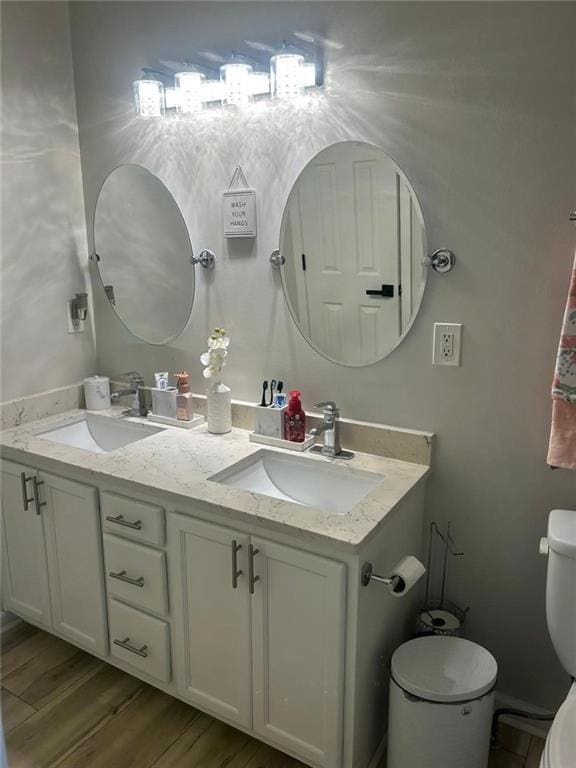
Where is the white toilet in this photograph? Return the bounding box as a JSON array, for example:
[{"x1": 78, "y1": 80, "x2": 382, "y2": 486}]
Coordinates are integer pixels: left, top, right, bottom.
[{"x1": 541, "y1": 509, "x2": 576, "y2": 766}]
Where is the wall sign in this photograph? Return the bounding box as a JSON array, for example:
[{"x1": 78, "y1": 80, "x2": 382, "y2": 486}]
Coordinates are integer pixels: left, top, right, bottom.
[{"x1": 223, "y1": 166, "x2": 257, "y2": 239}]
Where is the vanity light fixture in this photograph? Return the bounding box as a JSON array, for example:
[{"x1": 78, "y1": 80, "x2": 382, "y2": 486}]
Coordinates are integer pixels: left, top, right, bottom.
[
  {"x1": 175, "y1": 71, "x2": 206, "y2": 113},
  {"x1": 301, "y1": 61, "x2": 317, "y2": 88},
  {"x1": 220, "y1": 60, "x2": 254, "y2": 107},
  {"x1": 134, "y1": 42, "x2": 322, "y2": 118},
  {"x1": 270, "y1": 52, "x2": 305, "y2": 99},
  {"x1": 133, "y1": 79, "x2": 165, "y2": 118}
]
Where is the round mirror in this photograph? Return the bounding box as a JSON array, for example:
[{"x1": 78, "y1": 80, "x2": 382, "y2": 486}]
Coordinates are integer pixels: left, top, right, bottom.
[
  {"x1": 280, "y1": 142, "x2": 427, "y2": 366},
  {"x1": 94, "y1": 165, "x2": 194, "y2": 345}
]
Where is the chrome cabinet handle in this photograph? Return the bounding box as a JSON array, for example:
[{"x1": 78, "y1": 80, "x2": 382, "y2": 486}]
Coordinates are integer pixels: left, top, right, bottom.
[
  {"x1": 248, "y1": 544, "x2": 260, "y2": 595},
  {"x1": 231, "y1": 540, "x2": 242, "y2": 589},
  {"x1": 109, "y1": 569, "x2": 144, "y2": 587},
  {"x1": 113, "y1": 636, "x2": 148, "y2": 657},
  {"x1": 105, "y1": 514, "x2": 142, "y2": 530},
  {"x1": 32, "y1": 477, "x2": 46, "y2": 516},
  {"x1": 20, "y1": 472, "x2": 34, "y2": 511}
]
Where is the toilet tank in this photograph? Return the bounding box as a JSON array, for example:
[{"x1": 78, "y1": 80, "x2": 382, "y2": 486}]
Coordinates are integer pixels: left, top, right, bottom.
[{"x1": 546, "y1": 509, "x2": 576, "y2": 677}]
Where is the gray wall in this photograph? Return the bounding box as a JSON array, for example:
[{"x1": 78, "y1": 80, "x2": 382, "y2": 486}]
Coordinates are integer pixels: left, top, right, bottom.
[
  {"x1": 0, "y1": 1, "x2": 95, "y2": 401},
  {"x1": 70, "y1": 1, "x2": 576, "y2": 709}
]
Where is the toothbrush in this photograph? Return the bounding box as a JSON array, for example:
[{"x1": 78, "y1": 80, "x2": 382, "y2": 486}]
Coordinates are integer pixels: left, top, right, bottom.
[
  {"x1": 269, "y1": 379, "x2": 277, "y2": 407},
  {"x1": 274, "y1": 381, "x2": 286, "y2": 407},
  {"x1": 260, "y1": 380, "x2": 268, "y2": 407}
]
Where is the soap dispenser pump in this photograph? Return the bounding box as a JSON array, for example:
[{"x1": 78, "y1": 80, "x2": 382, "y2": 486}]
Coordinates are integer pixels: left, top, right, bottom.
[{"x1": 284, "y1": 390, "x2": 306, "y2": 443}]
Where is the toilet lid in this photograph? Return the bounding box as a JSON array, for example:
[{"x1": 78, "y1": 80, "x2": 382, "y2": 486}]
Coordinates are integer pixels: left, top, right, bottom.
[
  {"x1": 547, "y1": 691, "x2": 576, "y2": 766},
  {"x1": 391, "y1": 636, "x2": 498, "y2": 703}
]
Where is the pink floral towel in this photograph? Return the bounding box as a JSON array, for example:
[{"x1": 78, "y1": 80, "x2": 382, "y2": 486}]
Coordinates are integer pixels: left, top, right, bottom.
[{"x1": 547, "y1": 252, "x2": 576, "y2": 470}]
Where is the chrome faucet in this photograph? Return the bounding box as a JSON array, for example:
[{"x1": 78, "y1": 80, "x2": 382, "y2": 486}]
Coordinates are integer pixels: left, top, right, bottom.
[
  {"x1": 310, "y1": 401, "x2": 353, "y2": 459},
  {"x1": 111, "y1": 371, "x2": 147, "y2": 417}
]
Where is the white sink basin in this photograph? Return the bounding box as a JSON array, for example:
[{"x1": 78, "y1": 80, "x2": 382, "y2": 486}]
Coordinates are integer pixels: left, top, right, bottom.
[
  {"x1": 210, "y1": 449, "x2": 383, "y2": 515},
  {"x1": 35, "y1": 413, "x2": 163, "y2": 453}
]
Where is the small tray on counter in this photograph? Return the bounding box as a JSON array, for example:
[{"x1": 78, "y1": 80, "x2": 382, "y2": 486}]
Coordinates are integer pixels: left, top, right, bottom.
[
  {"x1": 249, "y1": 432, "x2": 315, "y2": 452},
  {"x1": 147, "y1": 413, "x2": 205, "y2": 430}
]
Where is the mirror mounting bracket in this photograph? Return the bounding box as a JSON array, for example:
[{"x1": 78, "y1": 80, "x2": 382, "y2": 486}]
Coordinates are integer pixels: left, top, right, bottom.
[
  {"x1": 269, "y1": 249, "x2": 285, "y2": 268},
  {"x1": 191, "y1": 249, "x2": 216, "y2": 269},
  {"x1": 423, "y1": 248, "x2": 455, "y2": 274}
]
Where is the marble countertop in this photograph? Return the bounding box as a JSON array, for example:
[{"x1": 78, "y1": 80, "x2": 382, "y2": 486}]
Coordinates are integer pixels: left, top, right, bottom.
[{"x1": 0, "y1": 408, "x2": 429, "y2": 552}]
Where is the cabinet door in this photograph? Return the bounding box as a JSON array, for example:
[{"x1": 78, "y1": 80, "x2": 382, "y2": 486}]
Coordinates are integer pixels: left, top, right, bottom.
[
  {"x1": 0, "y1": 460, "x2": 51, "y2": 627},
  {"x1": 251, "y1": 538, "x2": 346, "y2": 768},
  {"x1": 42, "y1": 472, "x2": 107, "y2": 655},
  {"x1": 168, "y1": 514, "x2": 252, "y2": 728}
]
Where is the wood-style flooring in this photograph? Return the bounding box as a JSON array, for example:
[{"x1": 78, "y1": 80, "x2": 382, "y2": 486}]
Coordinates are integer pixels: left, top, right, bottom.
[{"x1": 1, "y1": 621, "x2": 546, "y2": 768}]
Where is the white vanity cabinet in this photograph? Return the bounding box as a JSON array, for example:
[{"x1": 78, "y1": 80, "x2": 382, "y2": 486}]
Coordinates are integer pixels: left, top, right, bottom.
[
  {"x1": 0, "y1": 436, "x2": 427, "y2": 768},
  {"x1": 0, "y1": 460, "x2": 107, "y2": 653},
  {"x1": 250, "y1": 537, "x2": 346, "y2": 767},
  {"x1": 168, "y1": 513, "x2": 346, "y2": 768},
  {"x1": 1, "y1": 460, "x2": 52, "y2": 627}
]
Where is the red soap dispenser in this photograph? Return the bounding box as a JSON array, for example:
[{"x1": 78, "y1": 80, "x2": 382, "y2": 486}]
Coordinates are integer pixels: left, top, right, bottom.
[{"x1": 284, "y1": 390, "x2": 306, "y2": 443}]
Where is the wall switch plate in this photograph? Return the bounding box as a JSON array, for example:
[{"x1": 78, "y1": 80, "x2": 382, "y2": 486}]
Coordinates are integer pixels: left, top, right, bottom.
[
  {"x1": 433, "y1": 323, "x2": 462, "y2": 366},
  {"x1": 66, "y1": 301, "x2": 85, "y2": 333}
]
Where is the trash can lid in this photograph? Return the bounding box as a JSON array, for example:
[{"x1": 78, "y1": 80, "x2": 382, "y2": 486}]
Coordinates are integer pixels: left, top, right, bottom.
[{"x1": 391, "y1": 636, "x2": 498, "y2": 703}]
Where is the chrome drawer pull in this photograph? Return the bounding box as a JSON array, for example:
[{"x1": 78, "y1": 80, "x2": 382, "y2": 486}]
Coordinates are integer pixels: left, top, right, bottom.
[
  {"x1": 231, "y1": 539, "x2": 242, "y2": 589},
  {"x1": 109, "y1": 569, "x2": 145, "y2": 587},
  {"x1": 113, "y1": 636, "x2": 148, "y2": 658},
  {"x1": 105, "y1": 514, "x2": 142, "y2": 530},
  {"x1": 32, "y1": 477, "x2": 46, "y2": 516},
  {"x1": 248, "y1": 544, "x2": 260, "y2": 595},
  {"x1": 20, "y1": 472, "x2": 34, "y2": 511}
]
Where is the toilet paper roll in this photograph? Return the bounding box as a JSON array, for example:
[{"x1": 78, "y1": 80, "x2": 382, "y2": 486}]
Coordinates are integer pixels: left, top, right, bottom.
[
  {"x1": 418, "y1": 609, "x2": 461, "y2": 634},
  {"x1": 389, "y1": 555, "x2": 426, "y2": 598},
  {"x1": 84, "y1": 376, "x2": 111, "y2": 411}
]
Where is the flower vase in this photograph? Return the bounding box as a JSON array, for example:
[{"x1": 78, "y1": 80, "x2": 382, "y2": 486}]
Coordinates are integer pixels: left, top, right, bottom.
[{"x1": 207, "y1": 383, "x2": 232, "y2": 434}]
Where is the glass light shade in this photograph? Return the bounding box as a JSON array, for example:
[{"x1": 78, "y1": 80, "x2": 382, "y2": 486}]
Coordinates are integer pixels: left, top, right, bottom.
[
  {"x1": 133, "y1": 79, "x2": 165, "y2": 118},
  {"x1": 220, "y1": 62, "x2": 253, "y2": 107},
  {"x1": 175, "y1": 71, "x2": 206, "y2": 113},
  {"x1": 201, "y1": 79, "x2": 224, "y2": 104},
  {"x1": 164, "y1": 86, "x2": 178, "y2": 110},
  {"x1": 270, "y1": 53, "x2": 304, "y2": 99},
  {"x1": 301, "y1": 62, "x2": 316, "y2": 88},
  {"x1": 249, "y1": 72, "x2": 271, "y2": 96}
]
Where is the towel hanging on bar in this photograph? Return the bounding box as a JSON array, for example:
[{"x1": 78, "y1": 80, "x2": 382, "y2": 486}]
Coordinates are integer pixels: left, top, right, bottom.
[{"x1": 547, "y1": 251, "x2": 576, "y2": 470}]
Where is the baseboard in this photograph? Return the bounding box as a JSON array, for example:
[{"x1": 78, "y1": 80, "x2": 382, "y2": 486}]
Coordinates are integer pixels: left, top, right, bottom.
[
  {"x1": 495, "y1": 691, "x2": 555, "y2": 740},
  {"x1": 0, "y1": 610, "x2": 21, "y2": 632},
  {"x1": 368, "y1": 733, "x2": 388, "y2": 768}
]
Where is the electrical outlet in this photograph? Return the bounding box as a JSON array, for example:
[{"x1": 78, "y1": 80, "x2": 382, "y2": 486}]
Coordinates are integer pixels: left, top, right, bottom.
[{"x1": 433, "y1": 323, "x2": 462, "y2": 366}]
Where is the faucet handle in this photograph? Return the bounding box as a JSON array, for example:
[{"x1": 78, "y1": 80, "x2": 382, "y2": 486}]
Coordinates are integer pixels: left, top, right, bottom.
[{"x1": 314, "y1": 401, "x2": 339, "y2": 414}]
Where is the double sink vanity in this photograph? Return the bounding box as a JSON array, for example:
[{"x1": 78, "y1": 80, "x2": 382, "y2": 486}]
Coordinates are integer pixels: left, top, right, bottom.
[{"x1": 0, "y1": 404, "x2": 430, "y2": 768}]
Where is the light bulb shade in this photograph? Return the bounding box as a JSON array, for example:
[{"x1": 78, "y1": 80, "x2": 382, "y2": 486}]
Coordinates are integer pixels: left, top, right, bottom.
[
  {"x1": 301, "y1": 62, "x2": 316, "y2": 88},
  {"x1": 175, "y1": 71, "x2": 206, "y2": 113},
  {"x1": 133, "y1": 79, "x2": 165, "y2": 118},
  {"x1": 220, "y1": 62, "x2": 253, "y2": 107},
  {"x1": 249, "y1": 72, "x2": 271, "y2": 96},
  {"x1": 201, "y1": 79, "x2": 224, "y2": 104},
  {"x1": 164, "y1": 86, "x2": 178, "y2": 110},
  {"x1": 270, "y1": 53, "x2": 304, "y2": 99}
]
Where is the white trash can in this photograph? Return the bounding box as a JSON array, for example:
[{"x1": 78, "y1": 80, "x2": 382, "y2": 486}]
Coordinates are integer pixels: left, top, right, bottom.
[{"x1": 387, "y1": 636, "x2": 497, "y2": 768}]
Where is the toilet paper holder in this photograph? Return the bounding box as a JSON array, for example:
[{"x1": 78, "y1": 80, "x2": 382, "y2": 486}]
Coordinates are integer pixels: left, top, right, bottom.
[{"x1": 361, "y1": 562, "x2": 404, "y2": 592}]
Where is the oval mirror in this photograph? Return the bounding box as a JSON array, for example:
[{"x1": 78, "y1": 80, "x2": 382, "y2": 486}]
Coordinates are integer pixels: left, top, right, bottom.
[
  {"x1": 93, "y1": 165, "x2": 194, "y2": 345},
  {"x1": 280, "y1": 142, "x2": 427, "y2": 366}
]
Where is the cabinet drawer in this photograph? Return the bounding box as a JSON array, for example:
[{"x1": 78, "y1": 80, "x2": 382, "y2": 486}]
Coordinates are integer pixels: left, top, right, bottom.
[
  {"x1": 103, "y1": 534, "x2": 168, "y2": 616},
  {"x1": 101, "y1": 492, "x2": 165, "y2": 546},
  {"x1": 109, "y1": 599, "x2": 170, "y2": 683}
]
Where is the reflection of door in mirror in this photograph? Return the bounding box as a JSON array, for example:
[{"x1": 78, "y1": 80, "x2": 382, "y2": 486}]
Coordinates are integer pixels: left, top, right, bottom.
[{"x1": 281, "y1": 142, "x2": 426, "y2": 366}]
